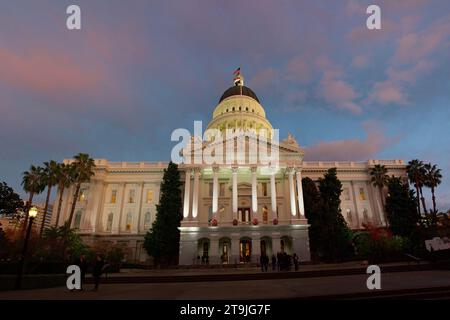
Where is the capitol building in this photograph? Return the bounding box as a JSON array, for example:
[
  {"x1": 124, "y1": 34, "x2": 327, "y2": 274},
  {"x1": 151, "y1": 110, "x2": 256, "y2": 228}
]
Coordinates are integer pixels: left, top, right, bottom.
[{"x1": 52, "y1": 74, "x2": 407, "y2": 265}]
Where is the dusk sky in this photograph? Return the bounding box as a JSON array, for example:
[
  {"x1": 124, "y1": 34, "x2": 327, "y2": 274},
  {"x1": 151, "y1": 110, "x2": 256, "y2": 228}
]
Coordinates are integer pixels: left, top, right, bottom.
[{"x1": 1, "y1": 0, "x2": 449, "y2": 209}]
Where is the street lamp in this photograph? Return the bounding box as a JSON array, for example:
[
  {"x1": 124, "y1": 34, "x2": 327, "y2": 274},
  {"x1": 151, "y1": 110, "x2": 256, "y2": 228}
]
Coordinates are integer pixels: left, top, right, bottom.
[{"x1": 15, "y1": 206, "x2": 38, "y2": 290}]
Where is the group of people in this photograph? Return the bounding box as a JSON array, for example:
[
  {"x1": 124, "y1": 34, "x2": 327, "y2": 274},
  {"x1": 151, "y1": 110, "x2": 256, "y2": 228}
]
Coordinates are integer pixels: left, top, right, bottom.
[
  {"x1": 260, "y1": 252, "x2": 300, "y2": 272},
  {"x1": 73, "y1": 253, "x2": 107, "y2": 291}
]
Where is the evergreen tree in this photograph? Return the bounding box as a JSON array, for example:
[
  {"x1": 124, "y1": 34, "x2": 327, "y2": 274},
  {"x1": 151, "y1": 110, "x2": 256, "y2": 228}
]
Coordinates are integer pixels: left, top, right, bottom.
[
  {"x1": 385, "y1": 176, "x2": 419, "y2": 238},
  {"x1": 317, "y1": 168, "x2": 353, "y2": 262},
  {"x1": 144, "y1": 162, "x2": 182, "y2": 266},
  {"x1": 302, "y1": 177, "x2": 321, "y2": 259}
]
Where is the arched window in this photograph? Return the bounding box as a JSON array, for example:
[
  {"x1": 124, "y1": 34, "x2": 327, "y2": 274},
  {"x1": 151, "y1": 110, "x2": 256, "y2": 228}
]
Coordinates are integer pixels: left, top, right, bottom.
[
  {"x1": 126, "y1": 212, "x2": 133, "y2": 231},
  {"x1": 74, "y1": 210, "x2": 82, "y2": 229},
  {"x1": 144, "y1": 211, "x2": 151, "y2": 230},
  {"x1": 106, "y1": 212, "x2": 113, "y2": 232}
]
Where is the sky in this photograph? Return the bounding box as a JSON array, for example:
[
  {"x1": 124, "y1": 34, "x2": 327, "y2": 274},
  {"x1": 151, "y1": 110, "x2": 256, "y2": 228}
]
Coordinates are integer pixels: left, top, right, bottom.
[{"x1": 0, "y1": 0, "x2": 449, "y2": 210}]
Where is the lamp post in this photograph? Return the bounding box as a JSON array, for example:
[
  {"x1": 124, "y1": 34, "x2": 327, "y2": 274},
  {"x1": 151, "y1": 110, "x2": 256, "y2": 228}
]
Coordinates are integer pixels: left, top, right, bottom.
[{"x1": 15, "y1": 206, "x2": 38, "y2": 290}]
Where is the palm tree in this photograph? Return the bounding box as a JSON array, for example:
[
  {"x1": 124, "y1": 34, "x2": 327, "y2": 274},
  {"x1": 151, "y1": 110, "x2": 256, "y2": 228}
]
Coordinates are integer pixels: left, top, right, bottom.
[
  {"x1": 406, "y1": 159, "x2": 427, "y2": 215},
  {"x1": 369, "y1": 164, "x2": 389, "y2": 225},
  {"x1": 39, "y1": 160, "x2": 60, "y2": 237},
  {"x1": 54, "y1": 163, "x2": 74, "y2": 227},
  {"x1": 424, "y1": 163, "x2": 442, "y2": 214},
  {"x1": 66, "y1": 153, "x2": 96, "y2": 227},
  {"x1": 21, "y1": 165, "x2": 45, "y2": 232}
]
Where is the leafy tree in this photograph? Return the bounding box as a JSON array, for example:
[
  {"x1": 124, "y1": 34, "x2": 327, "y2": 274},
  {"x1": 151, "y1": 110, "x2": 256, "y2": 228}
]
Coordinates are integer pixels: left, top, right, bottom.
[
  {"x1": 144, "y1": 162, "x2": 182, "y2": 266},
  {"x1": 369, "y1": 164, "x2": 389, "y2": 224},
  {"x1": 316, "y1": 168, "x2": 353, "y2": 262},
  {"x1": 302, "y1": 177, "x2": 321, "y2": 259},
  {"x1": 385, "y1": 176, "x2": 419, "y2": 238},
  {"x1": 21, "y1": 165, "x2": 45, "y2": 232},
  {"x1": 0, "y1": 181, "x2": 24, "y2": 216},
  {"x1": 40, "y1": 160, "x2": 59, "y2": 237},
  {"x1": 406, "y1": 159, "x2": 427, "y2": 214},
  {"x1": 67, "y1": 153, "x2": 95, "y2": 227}
]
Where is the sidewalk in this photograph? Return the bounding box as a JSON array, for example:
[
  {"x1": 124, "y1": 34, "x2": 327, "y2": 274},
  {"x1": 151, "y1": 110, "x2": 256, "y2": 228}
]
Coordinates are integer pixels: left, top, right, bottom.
[
  {"x1": 2, "y1": 270, "x2": 450, "y2": 300},
  {"x1": 79, "y1": 260, "x2": 438, "y2": 285}
]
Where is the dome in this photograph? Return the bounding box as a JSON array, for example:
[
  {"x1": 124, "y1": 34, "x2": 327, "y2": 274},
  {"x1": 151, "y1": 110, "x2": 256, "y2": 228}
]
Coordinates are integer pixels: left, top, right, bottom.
[
  {"x1": 219, "y1": 85, "x2": 260, "y2": 103},
  {"x1": 206, "y1": 80, "x2": 273, "y2": 140}
]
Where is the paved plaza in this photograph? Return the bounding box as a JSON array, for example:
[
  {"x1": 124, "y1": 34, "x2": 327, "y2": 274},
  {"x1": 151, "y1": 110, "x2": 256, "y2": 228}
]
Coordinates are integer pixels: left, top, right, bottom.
[{"x1": 1, "y1": 270, "x2": 450, "y2": 300}]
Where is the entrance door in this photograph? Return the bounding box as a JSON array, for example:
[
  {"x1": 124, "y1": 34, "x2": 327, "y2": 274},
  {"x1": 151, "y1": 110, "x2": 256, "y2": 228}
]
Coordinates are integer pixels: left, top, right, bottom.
[
  {"x1": 260, "y1": 240, "x2": 267, "y2": 256},
  {"x1": 221, "y1": 243, "x2": 229, "y2": 264},
  {"x1": 239, "y1": 240, "x2": 252, "y2": 263}
]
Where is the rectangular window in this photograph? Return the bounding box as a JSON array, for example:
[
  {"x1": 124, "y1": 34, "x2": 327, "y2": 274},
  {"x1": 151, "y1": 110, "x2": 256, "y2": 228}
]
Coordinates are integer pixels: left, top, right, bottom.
[
  {"x1": 359, "y1": 188, "x2": 366, "y2": 201},
  {"x1": 111, "y1": 190, "x2": 117, "y2": 204},
  {"x1": 126, "y1": 213, "x2": 133, "y2": 231},
  {"x1": 146, "y1": 190, "x2": 153, "y2": 203},
  {"x1": 129, "y1": 189, "x2": 135, "y2": 203},
  {"x1": 262, "y1": 183, "x2": 268, "y2": 197},
  {"x1": 219, "y1": 183, "x2": 226, "y2": 197},
  {"x1": 78, "y1": 189, "x2": 86, "y2": 202},
  {"x1": 343, "y1": 188, "x2": 350, "y2": 200}
]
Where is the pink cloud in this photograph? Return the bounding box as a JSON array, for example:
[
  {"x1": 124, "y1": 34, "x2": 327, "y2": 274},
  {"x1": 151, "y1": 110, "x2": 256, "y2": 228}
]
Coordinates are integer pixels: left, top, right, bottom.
[
  {"x1": 351, "y1": 55, "x2": 368, "y2": 68},
  {"x1": 387, "y1": 60, "x2": 434, "y2": 84},
  {"x1": 249, "y1": 67, "x2": 279, "y2": 90},
  {"x1": 0, "y1": 47, "x2": 104, "y2": 97},
  {"x1": 394, "y1": 18, "x2": 450, "y2": 63},
  {"x1": 369, "y1": 81, "x2": 408, "y2": 106},
  {"x1": 319, "y1": 75, "x2": 362, "y2": 114},
  {"x1": 305, "y1": 123, "x2": 394, "y2": 161},
  {"x1": 285, "y1": 56, "x2": 310, "y2": 83}
]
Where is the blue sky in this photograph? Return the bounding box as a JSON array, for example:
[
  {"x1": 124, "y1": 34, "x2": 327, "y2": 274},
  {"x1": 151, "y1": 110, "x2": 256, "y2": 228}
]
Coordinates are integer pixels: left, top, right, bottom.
[{"x1": 1, "y1": 0, "x2": 449, "y2": 209}]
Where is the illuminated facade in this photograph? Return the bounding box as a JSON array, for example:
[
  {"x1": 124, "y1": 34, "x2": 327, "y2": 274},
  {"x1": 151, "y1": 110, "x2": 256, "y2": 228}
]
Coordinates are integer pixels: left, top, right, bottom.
[{"x1": 53, "y1": 77, "x2": 407, "y2": 264}]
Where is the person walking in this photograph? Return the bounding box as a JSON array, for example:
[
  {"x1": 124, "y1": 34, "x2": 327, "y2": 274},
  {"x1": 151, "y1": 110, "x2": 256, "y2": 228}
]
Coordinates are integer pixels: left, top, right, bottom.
[
  {"x1": 276, "y1": 252, "x2": 281, "y2": 271},
  {"x1": 263, "y1": 254, "x2": 269, "y2": 272},
  {"x1": 293, "y1": 253, "x2": 299, "y2": 271},
  {"x1": 76, "y1": 253, "x2": 88, "y2": 290},
  {"x1": 92, "y1": 254, "x2": 105, "y2": 291},
  {"x1": 271, "y1": 255, "x2": 276, "y2": 271},
  {"x1": 260, "y1": 254, "x2": 265, "y2": 272}
]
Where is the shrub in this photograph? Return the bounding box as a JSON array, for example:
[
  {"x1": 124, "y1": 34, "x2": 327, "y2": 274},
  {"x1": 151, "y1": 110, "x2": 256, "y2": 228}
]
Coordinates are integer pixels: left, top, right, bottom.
[{"x1": 353, "y1": 224, "x2": 409, "y2": 263}]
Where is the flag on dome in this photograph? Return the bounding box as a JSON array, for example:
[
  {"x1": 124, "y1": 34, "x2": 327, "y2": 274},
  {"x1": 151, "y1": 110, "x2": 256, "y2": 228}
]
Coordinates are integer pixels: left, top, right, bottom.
[{"x1": 233, "y1": 67, "x2": 243, "y2": 86}]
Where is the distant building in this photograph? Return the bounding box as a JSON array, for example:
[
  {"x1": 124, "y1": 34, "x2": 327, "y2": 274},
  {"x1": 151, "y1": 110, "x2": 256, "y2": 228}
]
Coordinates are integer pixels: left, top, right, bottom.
[{"x1": 34, "y1": 204, "x2": 53, "y2": 232}]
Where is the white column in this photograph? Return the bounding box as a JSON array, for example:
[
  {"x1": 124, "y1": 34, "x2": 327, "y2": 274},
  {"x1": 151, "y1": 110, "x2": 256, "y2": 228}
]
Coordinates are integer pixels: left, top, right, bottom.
[
  {"x1": 270, "y1": 172, "x2": 277, "y2": 220},
  {"x1": 252, "y1": 238, "x2": 261, "y2": 264},
  {"x1": 134, "y1": 182, "x2": 144, "y2": 234},
  {"x1": 288, "y1": 168, "x2": 297, "y2": 217},
  {"x1": 251, "y1": 167, "x2": 258, "y2": 214},
  {"x1": 183, "y1": 169, "x2": 191, "y2": 219},
  {"x1": 232, "y1": 167, "x2": 238, "y2": 217},
  {"x1": 192, "y1": 168, "x2": 200, "y2": 219},
  {"x1": 117, "y1": 183, "x2": 126, "y2": 233},
  {"x1": 212, "y1": 167, "x2": 219, "y2": 214},
  {"x1": 296, "y1": 169, "x2": 305, "y2": 217}
]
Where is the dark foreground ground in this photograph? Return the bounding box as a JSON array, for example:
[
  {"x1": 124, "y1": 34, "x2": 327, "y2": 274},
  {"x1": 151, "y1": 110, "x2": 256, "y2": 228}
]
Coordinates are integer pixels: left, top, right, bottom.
[{"x1": 1, "y1": 267, "x2": 450, "y2": 300}]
